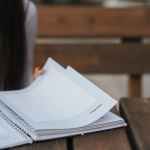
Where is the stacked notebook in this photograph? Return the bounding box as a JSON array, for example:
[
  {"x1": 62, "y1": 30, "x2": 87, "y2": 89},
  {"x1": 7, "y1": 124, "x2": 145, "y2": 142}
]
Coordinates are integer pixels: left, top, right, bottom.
[{"x1": 0, "y1": 58, "x2": 126, "y2": 149}]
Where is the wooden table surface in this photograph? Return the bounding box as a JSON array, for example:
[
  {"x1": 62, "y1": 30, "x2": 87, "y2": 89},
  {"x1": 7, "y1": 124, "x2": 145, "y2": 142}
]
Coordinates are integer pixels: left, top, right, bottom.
[
  {"x1": 11, "y1": 125, "x2": 131, "y2": 150},
  {"x1": 13, "y1": 97, "x2": 150, "y2": 150},
  {"x1": 9, "y1": 97, "x2": 150, "y2": 150},
  {"x1": 120, "y1": 98, "x2": 150, "y2": 150}
]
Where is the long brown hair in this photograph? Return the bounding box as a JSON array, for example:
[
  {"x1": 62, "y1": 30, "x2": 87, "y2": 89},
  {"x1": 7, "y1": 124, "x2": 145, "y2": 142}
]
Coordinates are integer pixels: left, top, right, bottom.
[{"x1": 0, "y1": 0, "x2": 26, "y2": 90}]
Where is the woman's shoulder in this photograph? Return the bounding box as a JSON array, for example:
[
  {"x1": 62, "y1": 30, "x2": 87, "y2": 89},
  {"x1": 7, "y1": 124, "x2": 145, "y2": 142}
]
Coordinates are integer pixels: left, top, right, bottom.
[{"x1": 24, "y1": 0, "x2": 37, "y2": 23}]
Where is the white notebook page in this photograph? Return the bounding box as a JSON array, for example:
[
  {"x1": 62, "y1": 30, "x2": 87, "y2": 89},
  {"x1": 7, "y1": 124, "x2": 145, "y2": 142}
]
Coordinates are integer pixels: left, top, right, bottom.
[
  {"x1": 0, "y1": 112, "x2": 32, "y2": 149},
  {"x1": 0, "y1": 58, "x2": 117, "y2": 130},
  {"x1": 0, "y1": 120, "x2": 9, "y2": 138}
]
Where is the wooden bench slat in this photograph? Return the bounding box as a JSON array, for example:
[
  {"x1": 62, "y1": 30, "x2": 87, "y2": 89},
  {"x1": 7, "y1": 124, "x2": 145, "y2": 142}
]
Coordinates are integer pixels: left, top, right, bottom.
[
  {"x1": 35, "y1": 43, "x2": 150, "y2": 73},
  {"x1": 11, "y1": 139, "x2": 67, "y2": 150},
  {"x1": 38, "y1": 6, "x2": 150, "y2": 37},
  {"x1": 120, "y1": 98, "x2": 150, "y2": 150},
  {"x1": 73, "y1": 129, "x2": 131, "y2": 150}
]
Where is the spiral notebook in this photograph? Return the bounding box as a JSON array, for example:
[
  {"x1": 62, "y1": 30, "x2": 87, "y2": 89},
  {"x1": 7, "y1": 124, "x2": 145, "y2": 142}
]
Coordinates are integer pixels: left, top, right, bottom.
[{"x1": 0, "y1": 58, "x2": 126, "y2": 149}]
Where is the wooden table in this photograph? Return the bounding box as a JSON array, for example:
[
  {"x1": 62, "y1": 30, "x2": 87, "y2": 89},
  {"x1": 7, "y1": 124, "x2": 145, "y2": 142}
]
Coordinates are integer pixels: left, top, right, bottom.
[
  {"x1": 120, "y1": 98, "x2": 150, "y2": 150},
  {"x1": 11, "y1": 107, "x2": 131, "y2": 150},
  {"x1": 12, "y1": 128, "x2": 131, "y2": 150},
  {"x1": 11, "y1": 98, "x2": 150, "y2": 150}
]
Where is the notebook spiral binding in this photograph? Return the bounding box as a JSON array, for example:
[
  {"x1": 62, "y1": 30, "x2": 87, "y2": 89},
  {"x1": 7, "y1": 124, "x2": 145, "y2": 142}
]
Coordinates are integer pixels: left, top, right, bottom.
[
  {"x1": 0, "y1": 110, "x2": 32, "y2": 142},
  {"x1": 0, "y1": 99, "x2": 36, "y2": 139}
]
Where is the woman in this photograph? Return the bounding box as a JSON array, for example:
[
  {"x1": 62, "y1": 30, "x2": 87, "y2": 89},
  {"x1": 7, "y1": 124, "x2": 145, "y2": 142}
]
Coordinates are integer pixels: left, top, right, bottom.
[{"x1": 0, "y1": 0, "x2": 38, "y2": 90}]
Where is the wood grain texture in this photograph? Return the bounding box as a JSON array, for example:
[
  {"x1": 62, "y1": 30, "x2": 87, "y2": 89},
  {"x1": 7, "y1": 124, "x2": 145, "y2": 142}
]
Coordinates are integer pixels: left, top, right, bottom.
[
  {"x1": 38, "y1": 5, "x2": 150, "y2": 37},
  {"x1": 35, "y1": 43, "x2": 150, "y2": 74},
  {"x1": 128, "y1": 75, "x2": 142, "y2": 97},
  {"x1": 120, "y1": 98, "x2": 150, "y2": 150},
  {"x1": 11, "y1": 139, "x2": 67, "y2": 150},
  {"x1": 73, "y1": 128, "x2": 131, "y2": 150}
]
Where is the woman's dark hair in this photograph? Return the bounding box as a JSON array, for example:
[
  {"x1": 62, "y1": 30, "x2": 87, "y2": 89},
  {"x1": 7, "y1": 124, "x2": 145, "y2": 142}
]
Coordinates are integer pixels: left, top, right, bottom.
[{"x1": 0, "y1": 0, "x2": 26, "y2": 90}]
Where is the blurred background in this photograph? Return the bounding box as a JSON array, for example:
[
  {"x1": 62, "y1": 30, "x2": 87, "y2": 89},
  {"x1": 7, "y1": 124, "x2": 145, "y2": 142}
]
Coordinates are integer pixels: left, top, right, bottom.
[
  {"x1": 33, "y1": 0, "x2": 150, "y2": 5},
  {"x1": 32, "y1": 0, "x2": 149, "y2": 6},
  {"x1": 32, "y1": 0, "x2": 150, "y2": 100}
]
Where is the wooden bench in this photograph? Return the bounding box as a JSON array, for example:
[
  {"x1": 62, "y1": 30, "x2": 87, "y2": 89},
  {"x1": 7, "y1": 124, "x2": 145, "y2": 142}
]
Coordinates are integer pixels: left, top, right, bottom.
[
  {"x1": 36, "y1": 5, "x2": 150, "y2": 97},
  {"x1": 15, "y1": 5, "x2": 149, "y2": 150}
]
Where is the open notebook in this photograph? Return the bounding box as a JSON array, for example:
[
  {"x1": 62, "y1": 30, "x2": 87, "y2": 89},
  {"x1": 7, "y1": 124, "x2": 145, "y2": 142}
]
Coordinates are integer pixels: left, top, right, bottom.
[{"x1": 0, "y1": 58, "x2": 126, "y2": 149}]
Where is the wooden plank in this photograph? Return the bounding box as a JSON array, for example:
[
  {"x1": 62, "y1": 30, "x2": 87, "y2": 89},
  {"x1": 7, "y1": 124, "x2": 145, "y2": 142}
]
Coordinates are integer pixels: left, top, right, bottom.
[
  {"x1": 38, "y1": 5, "x2": 150, "y2": 37},
  {"x1": 120, "y1": 98, "x2": 150, "y2": 150},
  {"x1": 122, "y1": 38, "x2": 142, "y2": 97},
  {"x1": 11, "y1": 139, "x2": 67, "y2": 150},
  {"x1": 73, "y1": 128, "x2": 131, "y2": 150},
  {"x1": 35, "y1": 43, "x2": 150, "y2": 74},
  {"x1": 128, "y1": 75, "x2": 142, "y2": 97}
]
